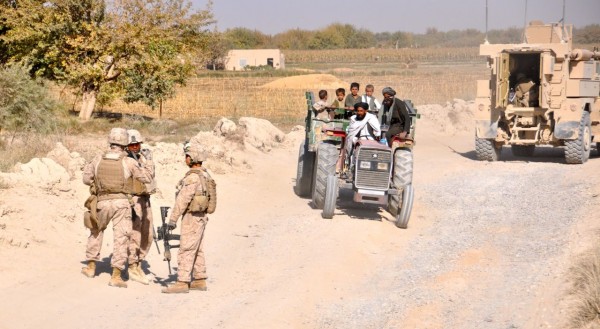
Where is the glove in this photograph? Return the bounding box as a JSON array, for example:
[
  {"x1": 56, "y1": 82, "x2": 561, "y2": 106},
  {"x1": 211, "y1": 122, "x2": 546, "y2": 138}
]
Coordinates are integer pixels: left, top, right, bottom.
[
  {"x1": 167, "y1": 222, "x2": 176, "y2": 230},
  {"x1": 140, "y1": 148, "x2": 152, "y2": 160}
]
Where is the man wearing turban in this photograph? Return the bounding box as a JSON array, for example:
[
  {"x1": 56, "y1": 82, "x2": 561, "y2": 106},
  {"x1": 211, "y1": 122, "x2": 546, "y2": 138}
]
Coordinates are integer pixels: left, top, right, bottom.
[
  {"x1": 344, "y1": 102, "x2": 381, "y2": 166},
  {"x1": 379, "y1": 87, "x2": 411, "y2": 146}
]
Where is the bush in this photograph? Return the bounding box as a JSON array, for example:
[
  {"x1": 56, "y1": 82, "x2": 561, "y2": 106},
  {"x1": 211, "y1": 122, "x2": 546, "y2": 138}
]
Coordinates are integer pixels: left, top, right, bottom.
[
  {"x1": 565, "y1": 245, "x2": 600, "y2": 329},
  {"x1": 0, "y1": 65, "x2": 59, "y2": 134}
]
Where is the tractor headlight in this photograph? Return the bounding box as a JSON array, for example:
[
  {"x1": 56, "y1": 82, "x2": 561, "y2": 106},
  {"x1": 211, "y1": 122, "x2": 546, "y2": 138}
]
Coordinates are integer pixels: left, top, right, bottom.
[
  {"x1": 359, "y1": 161, "x2": 371, "y2": 169},
  {"x1": 377, "y1": 163, "x2": 389, "y2": 171}
]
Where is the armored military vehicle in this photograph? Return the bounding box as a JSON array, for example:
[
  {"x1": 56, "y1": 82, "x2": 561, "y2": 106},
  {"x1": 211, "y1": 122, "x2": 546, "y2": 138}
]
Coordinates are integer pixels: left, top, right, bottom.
[
  {"x1": 474, "y1": 21, "x2": 600, "y2": 163},
  {"x1": 294, "y1": 92, "x2": 417, "y2": 228}
]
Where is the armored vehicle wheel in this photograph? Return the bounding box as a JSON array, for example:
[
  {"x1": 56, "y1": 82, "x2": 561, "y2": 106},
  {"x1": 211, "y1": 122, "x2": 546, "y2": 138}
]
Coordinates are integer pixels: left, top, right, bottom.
[
  {"x1": 395, "y1": 184, "x2": 415, "y2": 229},
  {"x1": 321, "y1": 175, "x2": 338, "y2": 219},
  {"x1": 511, "y1": 145, "x2": 535, "y2": 157},
  {"x1": 388, "y1": 148, "x2": 413, "y2": 217},
  {"x1": 312, "y1": 143, "x2": 338, "y2": 209},
  {"x1": 475, "y1": 137, "x2": 501, "y2": 161},
  {"x1": 294, "y1": 141, "x2": 315, "y2": 197},
  {"x1": 565, "y1": 111, "x2": 591, "y2": 164}
]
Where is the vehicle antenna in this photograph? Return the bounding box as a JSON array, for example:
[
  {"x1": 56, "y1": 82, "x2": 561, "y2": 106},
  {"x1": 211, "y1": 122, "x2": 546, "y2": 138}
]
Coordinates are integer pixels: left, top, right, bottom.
[
  {"x1": 561, "y1": 0, "x2": 567, "y2": 43},
  {"x1": 484, "y1": 0, "x2": 489, "y2": 44},
  {"x1": 521, "y1": 0, "x2": 528, "y2": 43}
]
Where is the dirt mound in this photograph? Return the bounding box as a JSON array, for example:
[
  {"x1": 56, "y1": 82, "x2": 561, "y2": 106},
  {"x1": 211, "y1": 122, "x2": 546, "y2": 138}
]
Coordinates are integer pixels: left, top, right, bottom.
[
  {"x1": 238, "y1": 117, "x2": 286, "y2": 152},
  {"x1": 259, "y1": 74, "x2": 348, "y2": 90},
  {"x1": 0, "y1": 158, "x2": 72, "y2": 193},
  {"x1": 417, "y1": 99, "x2": 475, "y2": 136}
]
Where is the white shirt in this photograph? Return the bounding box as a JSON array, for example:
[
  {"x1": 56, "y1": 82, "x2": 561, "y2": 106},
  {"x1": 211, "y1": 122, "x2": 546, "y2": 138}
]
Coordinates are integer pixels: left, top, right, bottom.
[
  {"x1": 348, "y1": 112, "x2": 381, "y2": 141},
  {"x1": 361, "y1": 95, "x2": 382, "y2": 112}
]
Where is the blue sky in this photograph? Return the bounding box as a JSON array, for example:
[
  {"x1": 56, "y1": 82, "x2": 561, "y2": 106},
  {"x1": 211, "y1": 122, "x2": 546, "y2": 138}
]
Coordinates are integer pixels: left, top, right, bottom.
[{"x1": 192, "y1": 0, "x2": 599, "y2": 34}]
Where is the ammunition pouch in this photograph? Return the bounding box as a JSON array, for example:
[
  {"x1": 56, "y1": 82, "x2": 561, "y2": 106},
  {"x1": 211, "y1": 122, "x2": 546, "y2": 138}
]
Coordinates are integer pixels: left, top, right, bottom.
[
  {"x1": 83, "y1": 194, "x2": 99, "y2": 230},
  {"x1": 83, "y1": 193, "x2": 109, "y2": 231},
  {"x1": 188, "y1": 192, "x2": 209, "y2": 213},
  {"x1": 131, "y1": 179, "x2": 147, "y2": 195},
  {"x1": 83, "y1": 210, "x2": 94, "y2": 229},
  {"x1": 205, "y1": 175, "x2": 217, "y2": 214}
]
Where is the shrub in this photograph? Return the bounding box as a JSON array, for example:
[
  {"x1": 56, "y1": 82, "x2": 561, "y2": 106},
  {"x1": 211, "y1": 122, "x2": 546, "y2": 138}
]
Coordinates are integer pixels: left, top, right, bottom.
[
  {"x1": 0, "y1": 65, "x2": 59, "y2": 135},
  {"x1": 565, "y1": 244, "x2": 600, "y2": 329}
]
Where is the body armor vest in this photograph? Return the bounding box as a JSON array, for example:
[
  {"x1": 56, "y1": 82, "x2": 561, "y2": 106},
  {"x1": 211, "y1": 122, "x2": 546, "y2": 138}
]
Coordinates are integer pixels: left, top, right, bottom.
[{"x1": 95, "y1": 152, "x2": 132, "y2": 196}]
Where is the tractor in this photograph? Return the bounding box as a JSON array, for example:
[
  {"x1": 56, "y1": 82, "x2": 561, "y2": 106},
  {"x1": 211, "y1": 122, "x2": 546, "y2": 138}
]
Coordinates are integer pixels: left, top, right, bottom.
[{"x1": 294, "y1": 91, "x2": 418, "y2": 228}]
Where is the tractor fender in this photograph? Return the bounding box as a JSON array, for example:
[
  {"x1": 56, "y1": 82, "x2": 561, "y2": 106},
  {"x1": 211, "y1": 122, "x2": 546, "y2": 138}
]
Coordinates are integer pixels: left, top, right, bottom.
[
  {"x1": 475, "y1": 120, "x2": 498, "y2": 139},
  {"x1": 554, "y1": 120, "x2": 580, "y2": 140}
]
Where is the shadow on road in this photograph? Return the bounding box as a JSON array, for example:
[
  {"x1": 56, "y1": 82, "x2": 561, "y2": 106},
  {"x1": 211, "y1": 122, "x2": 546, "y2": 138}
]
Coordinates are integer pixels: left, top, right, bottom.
[
  {"x1": 449, "y1": 144, "x2": 600, "y2": 164},
  {"x1": 334, "y1": 189, "x2": 384, "y2": 222}
]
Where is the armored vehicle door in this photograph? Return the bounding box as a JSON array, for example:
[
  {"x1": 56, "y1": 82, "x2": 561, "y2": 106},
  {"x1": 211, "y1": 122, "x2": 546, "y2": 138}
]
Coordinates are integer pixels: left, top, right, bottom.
[{"x1": 496, "y1": 52, "x2": 510, "y2": 108}]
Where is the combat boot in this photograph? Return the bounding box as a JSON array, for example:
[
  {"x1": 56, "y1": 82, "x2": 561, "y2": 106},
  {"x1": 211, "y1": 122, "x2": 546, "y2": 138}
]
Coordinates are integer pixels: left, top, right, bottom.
[
  {"x1": 128, "y1": 263, "x2": 150, "y2": 285},
  {"x1": 161, "y1": 281, "x2": 189, "y2": 294},
  {"x1": 190, "y1": 279, "x2": 207, "y2": 291},
  {"x1": 81, "y1": 260, "x2": 96, "y2": 278},
  {"x1": 108, "y1": 267, "x2": 127, "y2": 288}
]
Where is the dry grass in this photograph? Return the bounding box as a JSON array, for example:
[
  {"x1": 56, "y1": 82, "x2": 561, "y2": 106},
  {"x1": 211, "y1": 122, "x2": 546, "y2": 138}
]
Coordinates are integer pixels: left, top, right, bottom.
[
  {"x1": 565, "y1": 243, "x2": 600, "y2": 329},
  {"x1": 285, "y1": 48, "x2": 481, "y2": 64},
  {"x1": 0, "y1": 134, "x2": 64, "y2": 171},
  {"x1": 52, "y1": 62, "x2": 487, "y2": 130}
]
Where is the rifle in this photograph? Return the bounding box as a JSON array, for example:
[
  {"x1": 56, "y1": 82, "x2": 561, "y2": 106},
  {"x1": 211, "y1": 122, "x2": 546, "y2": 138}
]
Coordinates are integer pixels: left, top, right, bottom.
[
  {"x1": 152, "y1": 225, "x2": 161, "y2": 254},
  {"x1": 156, "y1": 206, "x2": 180, "y2": 275}
]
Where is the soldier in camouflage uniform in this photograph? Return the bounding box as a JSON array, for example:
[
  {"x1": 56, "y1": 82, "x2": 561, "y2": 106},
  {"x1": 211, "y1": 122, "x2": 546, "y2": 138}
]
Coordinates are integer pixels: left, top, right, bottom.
[
  {"x1": 162, "y1": 143, "x2": 215, "y2": 294},
  {"x1": 126, "y1": 129, "x2": 155, "y2": 285},
  {"x1": 81, "y1": 128, "x2": 153, "y2": 288},
  {"x1": 515, "y1": 73, "x2": 539, "y2": 107}
]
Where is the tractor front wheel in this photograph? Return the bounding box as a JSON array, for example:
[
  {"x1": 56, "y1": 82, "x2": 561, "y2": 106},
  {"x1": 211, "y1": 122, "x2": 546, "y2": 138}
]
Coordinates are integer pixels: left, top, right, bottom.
[{"x1": 312, "y1": 143, "x2": 338, "y2": 209}]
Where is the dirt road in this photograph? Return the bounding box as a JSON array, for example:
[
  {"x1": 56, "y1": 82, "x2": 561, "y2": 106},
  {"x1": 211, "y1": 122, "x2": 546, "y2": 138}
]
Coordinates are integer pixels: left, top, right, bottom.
[{"x1": 1, "y1": 125, "x2": 599, "y2": 328}]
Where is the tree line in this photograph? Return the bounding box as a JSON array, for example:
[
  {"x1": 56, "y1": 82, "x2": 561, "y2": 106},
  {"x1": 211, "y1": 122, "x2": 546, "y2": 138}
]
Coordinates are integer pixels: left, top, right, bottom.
[{"x1": 222, "y1": 23, "x2": 600, "y2": 50}]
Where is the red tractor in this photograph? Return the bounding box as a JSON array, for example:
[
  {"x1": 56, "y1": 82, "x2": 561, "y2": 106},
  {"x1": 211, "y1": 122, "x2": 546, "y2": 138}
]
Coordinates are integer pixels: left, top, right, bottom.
[{"x1": 295, "y1": 92, "x2": 418, "y2": 228}]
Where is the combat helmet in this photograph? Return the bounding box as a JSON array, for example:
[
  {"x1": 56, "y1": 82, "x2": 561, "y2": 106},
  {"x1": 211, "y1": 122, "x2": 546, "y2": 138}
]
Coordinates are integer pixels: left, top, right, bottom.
[
  {"x1": 185, "y1": 144, "x2": 207, "y2": 165},
  {"x1": 108, "y1": 128, "x2": 129, "y2": 146},
  {"x1": 127, "y1": 129, "x2": 144, "y2": 145}
]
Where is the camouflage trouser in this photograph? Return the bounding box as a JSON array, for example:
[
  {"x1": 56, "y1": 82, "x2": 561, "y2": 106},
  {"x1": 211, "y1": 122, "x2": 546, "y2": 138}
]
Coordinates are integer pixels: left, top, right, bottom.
[
  {"x1": 85, "y1": 228, "x2": 104, "y2": 262},
  {"x1": 128, "y1": 195, "x2": 154, "y2": 264},
  {"x1": 88, "y1": 199, "x2": 132, "y2": 270},
  {"x1": 176, "y1": 212, "x2": 208, "y2": 283}
]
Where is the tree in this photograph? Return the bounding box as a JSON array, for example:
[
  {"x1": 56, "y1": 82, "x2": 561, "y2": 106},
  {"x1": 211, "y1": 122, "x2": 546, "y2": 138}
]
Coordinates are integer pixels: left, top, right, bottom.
[
  {"x1": 0, "y1": 0, "x2": 216, "y2": 121},
  {"x1": 223, "y1": 27, "x2": 268, "y2": 49},
  {"x1": 273, "y1": 28, "x2": 313, "y2": 49},
  {"x1": 0, "y1": 65, "x2": 57, "y2": 135}
]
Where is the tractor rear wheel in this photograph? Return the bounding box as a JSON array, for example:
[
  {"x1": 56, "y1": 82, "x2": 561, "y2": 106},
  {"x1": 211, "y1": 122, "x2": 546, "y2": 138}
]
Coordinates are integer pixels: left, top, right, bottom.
[
  {"x1": 312, "y1": 143, "x2": 338, "y2": 209},
  {"x1": 388, "y1": 148, "x2": 413, "y2": 217},
  {"x1": 294, "y1": 141, "x2": 315, "y2": 197}
]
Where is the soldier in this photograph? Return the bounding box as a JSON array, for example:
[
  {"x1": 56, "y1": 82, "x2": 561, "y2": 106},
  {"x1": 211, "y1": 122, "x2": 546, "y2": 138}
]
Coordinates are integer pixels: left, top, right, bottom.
[
  {"x1": 162, "y1": 143, "x2": 216, "y2": 294},
  {"x1": 514, "y1": 73, "x2": 539, "y2": 107},
  {"x1": 80, "y1": 128, "x2": 153, "y2": 288},
  {"x1": 380, "y1": 87, "x2": 411, "y2": 147},
  {"x1": 126, "y1": 129, "x2": 155, "y2": 285}
]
